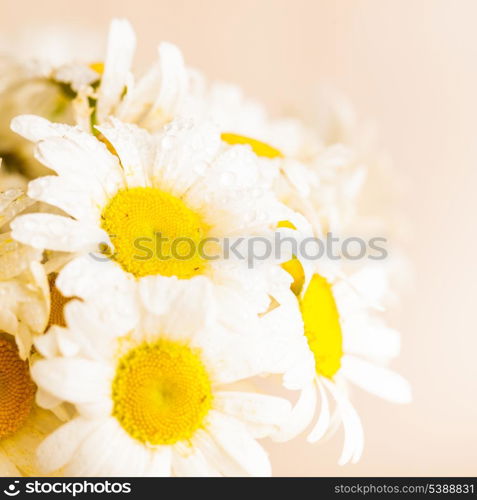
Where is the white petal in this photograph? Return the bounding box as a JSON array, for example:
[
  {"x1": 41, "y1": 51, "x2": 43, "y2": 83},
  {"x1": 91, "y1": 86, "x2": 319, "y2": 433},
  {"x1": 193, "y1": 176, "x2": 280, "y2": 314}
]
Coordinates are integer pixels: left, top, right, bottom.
[
  {"x1": 12, "y1": 213, "x2": 107, "y2": 252},
  {"x1": 76, "y1": 398, "x2": 114, "y2": 419},
  {"x1": 322, "y1": 378, "x2": 364, "y2": 465},
  {"x1": 144, "y1": 448, "x2": 172, "y2": 477},
  {"x1": 34, "y1": 330, "x2": 61, "y2": 358},
  {"x1": 118, "y1": 42, "x2": 187, "y2": 128},
  {"x1": 63, "y1": 300, "x2": 130, "y2": 360},
  {"x1": 31, "y1": 358, "x2": 112, "y2": 403},
  {"x1": 258, "y1": 291, "x2": 315, "y2": 390},
  {"x1": 96, "y1": 119, "x2": 154, "y2": 187},
  {"x1": 1, "y1": 407, "x2": 62, "y2": 477},
  {"x1": 272, "y1": 381, "x2": 317, "y2": 442},
  {"x1": 172, "y1": 446, "x2": 219, "y2": 477},
  {"x1": 64, "y1": 418, "x2": 151, "y2": 477},
  {"x1": 27, "y1": 175, "x2": 101, "y2": 223},
  {"x1": 198, "y1": 411, "x2": 271, "y2": 477},
  {"x1": 54, "y1": 327, "x2": 82, "y2": 357},
  {"x1": 347, "y1": 265, "x2": 390, "y2": 308},
  {"x1": 0, "y1": 449, "x2": 20, "y2": 476},
  {"x1": 36, "y1": 388, "x2": 63, "y2": 410},
  {"x1": 194, "y1": 324, "x2": 266, "y2": 385},
  {"x1": 37, "y1": 417, "x2": 101, "y2": 473},
  {"x1": 208, "y1": 412, "x2": 272, "y2": 477},
  {"x1": 341, "y1": 355, "x2": 412, "y2": 404},
  {"x1": 138, "y1": 275, "x2": 214, "y2": 338},
  {"x1": 11, "y1": 114, "x2": 72, "y2": 142},
  {"x1": 149, "y1": 42, "x2": 188, "y2": 122},
  {"x1": 96, "y1": 19, "x2": 136, "y2": 123},
  {"x1": 0, "y1": 188, "x2": 34, "y2": 228},
  {"x1": 343, "y1": 319, "x2": 401, "y2": 360},
  {"x1": 34, "y1": 135, "x2": 124, "y2": 199},
  {"x1": 184, "y1": 146, "x2": 284, "y2": 235},
  {"x1": 307, "y1": 378, "x2": 331, "y2": 443},
  {"x1": 57, "y1": 253, "x2": 135, "y2": 303},
  {"x1": 193, "y1": 430, "x2": 242, "y2": 477},
  {"x1": 215, "y1": 392, "x2": 291, "y2": 434},
  {"x1": 152, "y1": 120, "x2": 221, "y2": 197},
  {"x1": 0, "y1": 308, "x2": 18, "y2": 339},
  {"x1": 15, "y1": 323, "x2": 33, "y2": 360}
]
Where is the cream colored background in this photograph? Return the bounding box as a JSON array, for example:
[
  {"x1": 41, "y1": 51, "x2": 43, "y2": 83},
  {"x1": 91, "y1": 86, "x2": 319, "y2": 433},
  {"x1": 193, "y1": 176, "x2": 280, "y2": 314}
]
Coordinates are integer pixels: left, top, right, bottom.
[{"x1": 1, "y1": 0, "x2": 476, "y2": 476}]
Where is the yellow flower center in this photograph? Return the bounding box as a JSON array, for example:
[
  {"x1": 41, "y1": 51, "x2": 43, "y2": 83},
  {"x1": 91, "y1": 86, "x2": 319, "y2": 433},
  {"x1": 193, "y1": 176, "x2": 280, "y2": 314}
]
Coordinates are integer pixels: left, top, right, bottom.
[
  {"x1": 278, "y1": 221, "x2": 305, "y2": 295},
  {"x1": 48, "y1": 273, "x2": 73, "y2": 328},
  {"x1": 112, "y1": 340, "x2": 213, "y2": 445},
  {"x1": 101, "y1": 187, "x2": 209, "y2": 279},
  {"x1": 300, "y1": 274, "x2": 343, "y2": 378},
  {"x1": 89, "y1": 62, "x2": 105, "y2": 75},
  {"x1": 221, "y1": 133, "x2": 283, "y2": 159},
  {"x1": 281, "y1": 257, "x2": 305, "y2": 296},
  {"x1": 0, "y1": 339, "x2": 36, "y2": 439}
]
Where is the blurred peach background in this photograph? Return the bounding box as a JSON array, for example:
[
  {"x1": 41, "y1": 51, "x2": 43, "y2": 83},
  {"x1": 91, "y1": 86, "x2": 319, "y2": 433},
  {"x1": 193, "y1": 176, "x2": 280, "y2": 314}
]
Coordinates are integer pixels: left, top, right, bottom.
[{"x1": 1, "y1": 0, "x2": 476, "y2": 476}]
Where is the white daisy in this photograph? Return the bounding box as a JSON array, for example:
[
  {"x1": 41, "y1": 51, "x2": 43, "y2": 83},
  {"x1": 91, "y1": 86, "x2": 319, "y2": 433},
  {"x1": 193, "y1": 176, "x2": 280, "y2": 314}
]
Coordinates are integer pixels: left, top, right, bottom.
[
  {"x1": 128, "y1": 45, "x2": 365, "y2": 235},
  {"x1": 0, "y1": 23, "x2": 108, "y2": 178},
  {"x1": 10, "y1": 114, "x2": 304, "y2": 337},
  {"x1": 1, "y1": 18, "x2": 369, "y2": 236},
  {"x1": 270, "y1": 260, "x2": 412, "y2": 465},
  {"x1": 171, "y1": 67, "x2": 378, "y2": 236},
  {"x1": 0, "y1": 189, "x2": 50, "y2": 358},
  {"x1": 0, "y1": 18, "x2": 366, "y2": 237},
  {"x1": 276, "y1": 144, "x2": 367, "y2": 236},
  {"x1": 81, "y1": 19, "x2": 190, "y2": 134},
  {"x1": 0, "y1": 334, "x2": 63, "y2": 477},
  {"x1": 27, "y1": 18, "x2": 175, "y2": 132},
  {"x1": 32, "y1": 281, "x2": 293, "y2": 477},
  {"x1": 77, "y1": 19, "x2": 316, "y2": 165},
  {"x1": 61, "y1": 18, "x2": 302, "y2": 156},
  {"x1": 0, "y1": 66, "x2": 99, "y2": 179}
]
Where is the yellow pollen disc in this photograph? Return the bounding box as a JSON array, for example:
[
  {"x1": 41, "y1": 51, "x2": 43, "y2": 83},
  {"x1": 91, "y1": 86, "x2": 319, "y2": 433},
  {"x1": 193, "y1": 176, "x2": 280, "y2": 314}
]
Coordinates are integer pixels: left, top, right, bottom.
[
  {"x1": 112, "y1": 340, "x2": 213, "y2": 445},
  {"x1": 0, "y1": 339, "x2": 36, "y2": 439},
  {"x1": 300, "y1": 274, "x2": 343, "y2": 378},
  {"x1": 221, "y1": 133, "x2": 283, "y2": 159},
  {"x1": 48, "y1": 273, "x2": 73, "y2": 328},
  {"x1": 89, "y1": 62, "x2": 105, "y2": 75},
  {"x1": 282, "y1": 257, "x2": 305, "y2": 296},
  {"x1": 277, "y1": 220, "x2": 305, "y2": 295},
  {"x1": 277, "y1": 220, "x2": 296, "y2": 230},
  {"x1": 101, "y1": 187, "x2": 209, "y2": 279}
]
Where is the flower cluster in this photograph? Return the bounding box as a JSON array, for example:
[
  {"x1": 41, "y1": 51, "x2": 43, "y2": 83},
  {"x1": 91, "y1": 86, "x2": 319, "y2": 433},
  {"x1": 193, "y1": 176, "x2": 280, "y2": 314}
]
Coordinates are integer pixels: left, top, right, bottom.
[{"x1": 0, "y1": 19, "x2": 411, "y2": 477}]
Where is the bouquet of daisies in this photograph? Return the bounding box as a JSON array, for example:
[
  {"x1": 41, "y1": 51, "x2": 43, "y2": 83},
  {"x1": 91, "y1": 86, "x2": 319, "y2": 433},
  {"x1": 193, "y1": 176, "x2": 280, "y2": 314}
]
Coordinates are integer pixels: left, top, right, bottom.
[{"x1": 0, "y1": 19, "x2": 411, "y2": 477}]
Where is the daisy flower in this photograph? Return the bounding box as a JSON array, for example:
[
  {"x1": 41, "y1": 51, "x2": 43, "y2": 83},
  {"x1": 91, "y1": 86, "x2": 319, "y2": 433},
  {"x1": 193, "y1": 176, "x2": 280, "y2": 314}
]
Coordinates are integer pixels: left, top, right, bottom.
[
  {"x1": 74, "y1": 19, "x2": 317, "y2": 164},
  {"x1": 271, "y1": 261, "x2": 412, "y2": 465},
  {"x1": 0, "y1": 188, "x2": 50, "y2": 358},
  {"x1": 31, "y1": 281, "x2": 293, "y2": 477},
  {"x1": 0, "y1": 17, "x2": 366, "y2": 237},
  {"x1": 121, "y1": 39, "x2": 366, "y2": 235},
  {"x1": 161, "y1": 58, "x2": 379, "y2": 236},
  {"x1": 0, "y1": 24, "x2": 107, "y2": 178},
  {"x1": 185, "y1": 83, "x2": 370, "y2": 235},
  {"x1": 0, "y1": 184, "x2": 90, "y2": 352},
  {"x1": 10, "y1": 114, "x2": 304, "y2": 336},
  {"x1": 22, "y1": 18, "x2": 179, "y2": 133},
  {"x1": 0, "y1": 58, "x2": 100, "y2": 178},
  {"x1": 0, "y1": 333, "x2": 63, "y2": 477}
]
